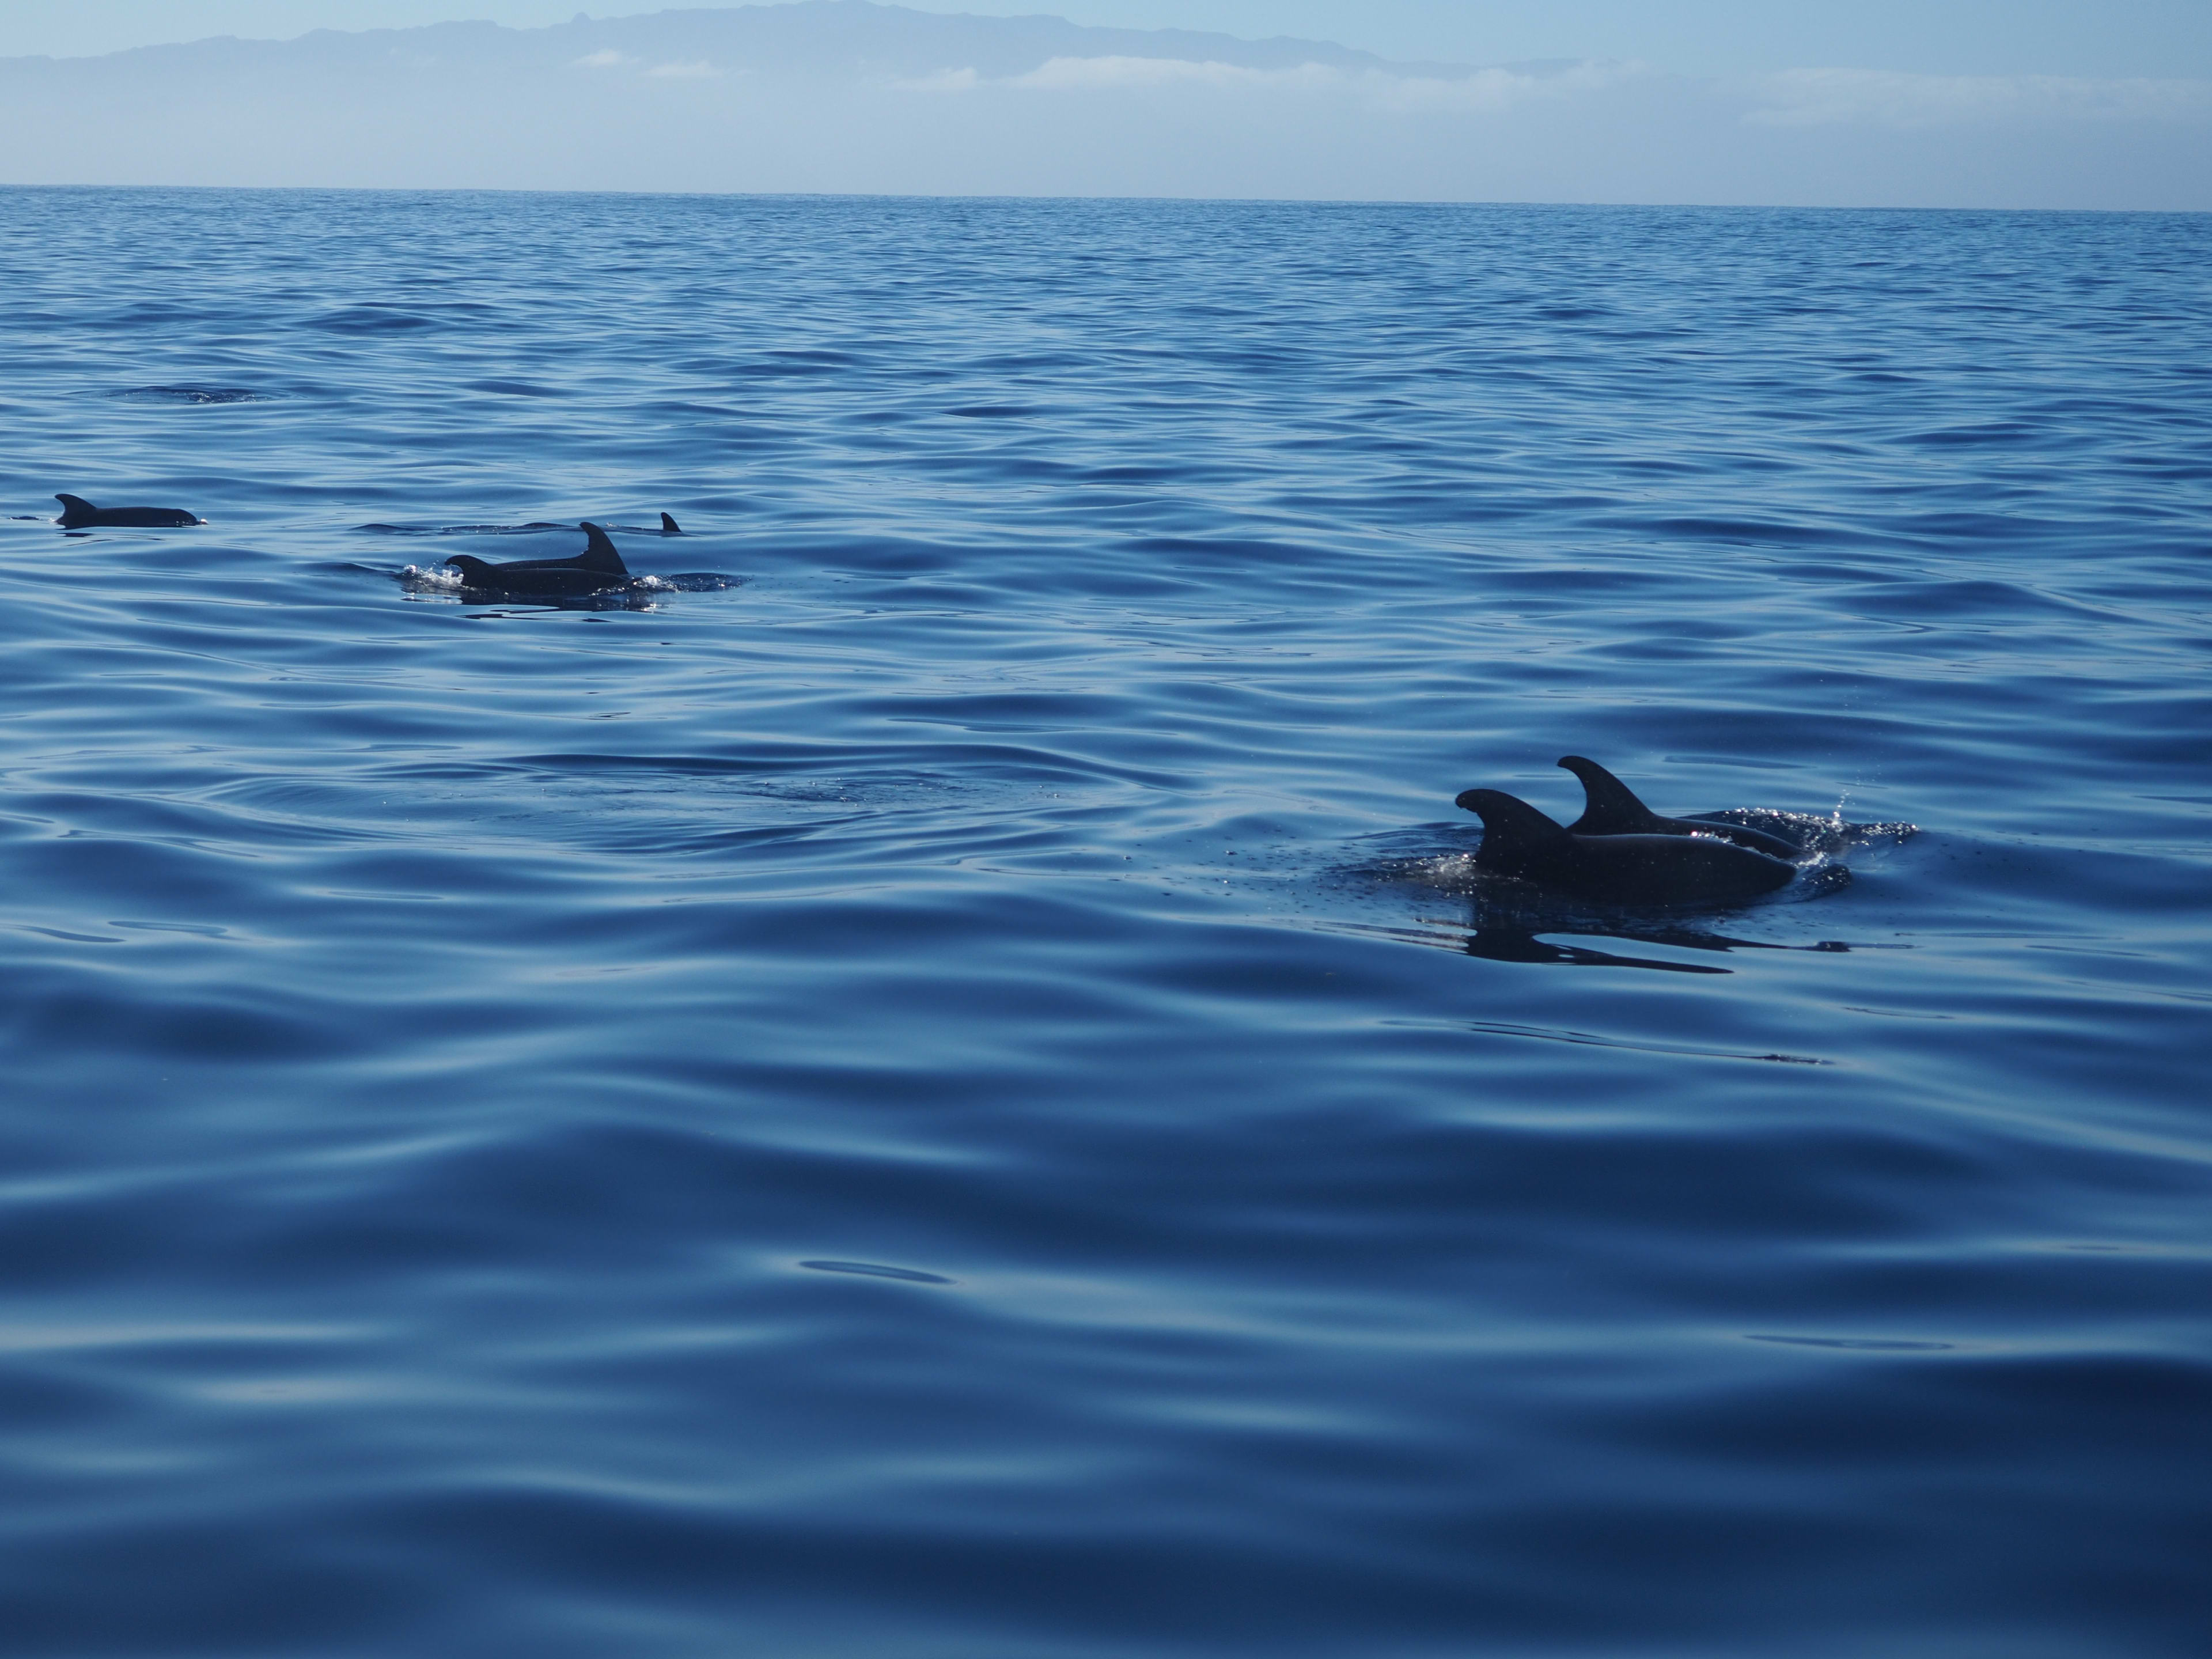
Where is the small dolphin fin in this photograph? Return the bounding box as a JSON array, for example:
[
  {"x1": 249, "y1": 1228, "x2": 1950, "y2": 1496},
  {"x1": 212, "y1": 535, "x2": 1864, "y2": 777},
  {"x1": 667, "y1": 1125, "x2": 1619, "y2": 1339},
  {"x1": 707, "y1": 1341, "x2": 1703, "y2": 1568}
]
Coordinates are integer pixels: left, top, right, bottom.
[
  {"x1": 55, "y1": 493, "x2": 95, "y2": 524},
  {"x1": 1558, "y1": 755, "x2": 1662, "y2": 835},
  {"x1": 576, "y1": 522, "x2": 630, "y2": 574},
  {"x1": 1455, "y1": 787, "x2": 1573, "y2": 855},
  {"x1": 660, "y1": 512, "x2": 681, "y2": 533}
]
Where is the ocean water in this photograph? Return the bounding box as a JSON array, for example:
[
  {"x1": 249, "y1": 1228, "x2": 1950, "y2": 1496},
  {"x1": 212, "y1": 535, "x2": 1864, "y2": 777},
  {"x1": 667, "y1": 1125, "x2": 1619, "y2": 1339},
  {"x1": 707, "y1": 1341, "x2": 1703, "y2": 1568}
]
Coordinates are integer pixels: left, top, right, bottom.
[{"x1": 1, "y1": 188, "x2": 2207, "y2": 1657}]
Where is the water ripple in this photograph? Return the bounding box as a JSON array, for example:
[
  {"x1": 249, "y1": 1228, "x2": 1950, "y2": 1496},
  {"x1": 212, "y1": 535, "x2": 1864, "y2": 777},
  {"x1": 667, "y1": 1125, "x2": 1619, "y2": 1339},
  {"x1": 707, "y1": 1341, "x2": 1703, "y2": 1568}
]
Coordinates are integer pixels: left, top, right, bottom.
[{"x1": 0, "y1": 188, "x2": 2205, "y2": 1658}]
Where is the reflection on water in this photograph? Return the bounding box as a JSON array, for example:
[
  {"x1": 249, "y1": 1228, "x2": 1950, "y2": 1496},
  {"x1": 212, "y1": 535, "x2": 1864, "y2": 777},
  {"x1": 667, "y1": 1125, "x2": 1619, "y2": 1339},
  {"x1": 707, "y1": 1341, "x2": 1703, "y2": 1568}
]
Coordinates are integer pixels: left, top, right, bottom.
[{"x1": 1460, "y1": 887, "x2": 1867, "y2": 972}]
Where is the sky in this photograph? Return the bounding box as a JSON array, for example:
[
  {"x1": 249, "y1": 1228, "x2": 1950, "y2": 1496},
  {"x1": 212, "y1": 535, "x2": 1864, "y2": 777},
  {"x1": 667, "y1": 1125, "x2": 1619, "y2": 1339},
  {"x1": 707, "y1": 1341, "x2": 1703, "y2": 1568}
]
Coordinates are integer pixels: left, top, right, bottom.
[
  {"x1": 5, "y1": 0, "x2": 2211, "y2": 78},
  {"x1": 1, "y1": 3, "x2": 2206, "y2": 206}
]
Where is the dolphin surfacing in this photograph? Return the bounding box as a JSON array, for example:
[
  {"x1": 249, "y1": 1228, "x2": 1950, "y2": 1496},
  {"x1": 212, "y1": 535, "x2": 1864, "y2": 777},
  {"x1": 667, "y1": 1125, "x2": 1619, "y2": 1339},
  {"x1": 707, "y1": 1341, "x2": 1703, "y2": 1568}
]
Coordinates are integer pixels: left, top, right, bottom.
[
  {"x1": 1558, "y1": 755, "x2": 1803, "y2": 859},
  {"x1": 55, "y1": 493, "x2": 202, "y2": 528},
  {"x1": 443, "y1": 521, "x2": 633, "y2": 597},
  {"x1": 1456, "y1": 786, "x2": 1797, "y2": 907}
]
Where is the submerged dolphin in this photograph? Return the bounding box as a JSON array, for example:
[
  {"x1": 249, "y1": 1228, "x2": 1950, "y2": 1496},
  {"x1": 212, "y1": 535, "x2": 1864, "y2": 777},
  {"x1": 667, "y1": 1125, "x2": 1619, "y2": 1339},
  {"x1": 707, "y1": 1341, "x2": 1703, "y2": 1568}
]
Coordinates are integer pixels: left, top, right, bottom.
[
  {"x1": 1558, "y1": 755, "x2": 1802, "y2": 859},
  {"x1": 1455, "y1": 787, "x2": 1798, "y2": 906},
  {"x1": 443, "y1": 521, "x2": 632, "y2": 597},
  {"x1": 54, "y1": 493, "x2": 202, "y2": 528}
]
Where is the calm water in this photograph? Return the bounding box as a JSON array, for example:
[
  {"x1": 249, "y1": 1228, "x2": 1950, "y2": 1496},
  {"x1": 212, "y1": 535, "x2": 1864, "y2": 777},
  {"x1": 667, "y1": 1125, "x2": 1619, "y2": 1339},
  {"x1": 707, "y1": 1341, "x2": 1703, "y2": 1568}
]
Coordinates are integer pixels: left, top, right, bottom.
[{"x1": 1, "y1": 188, "x2": 2207, "y2": 1657}]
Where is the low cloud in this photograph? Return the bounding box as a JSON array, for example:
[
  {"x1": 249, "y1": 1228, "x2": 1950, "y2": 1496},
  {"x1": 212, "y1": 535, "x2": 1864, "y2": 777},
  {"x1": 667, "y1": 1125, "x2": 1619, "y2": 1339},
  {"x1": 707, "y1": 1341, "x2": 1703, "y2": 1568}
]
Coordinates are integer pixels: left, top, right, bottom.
[
  {"x1": 1370, "y1": 60, "x2": 1647, "y2": 111},
  {"x1": 893, "y1": 67, "x2": 981, "y2": 94},
  {"x1": 574, "y1": 49, "x2": 718, "y2": 80},
  {"x1": 1012, "y1": 56, "x2": 1336, "y2": 92},
  {"x1": 1749, "y1": 69, "x2": 2212, "y2": 128},
  {"x1": 903, "y1": 54, "x2": 1643, "y2": 112}
]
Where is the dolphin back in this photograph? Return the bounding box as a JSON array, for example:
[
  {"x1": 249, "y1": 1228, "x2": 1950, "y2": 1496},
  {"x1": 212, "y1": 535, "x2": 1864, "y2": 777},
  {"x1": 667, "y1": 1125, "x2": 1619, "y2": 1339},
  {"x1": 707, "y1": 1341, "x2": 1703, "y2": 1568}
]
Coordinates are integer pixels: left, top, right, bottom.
[
  {"x1": 55, "y1": 493, "x2": 200, "y2": 528},
  {"x1": 1571, "y1": 832, "x2": 1798, "y2": 904},
  {"x1": 1456, "y1": 788, "x2": 1573, "y2": 880},
  {"x1": 1560, "y1": 753, "x2": 1802, "y2": 859},
  {"x1": 442, "y1": 528, "x2": 632, "y2": 597},
  {"x1": 577, "y1": 522, "x2": 630, "y2": 574},
  {"x1": 1457, "y1": 781, "x2": 1798, "y2": 905},
  {"x1": 1558, "y1": 755, "x2": 1662, "y2": 835}
]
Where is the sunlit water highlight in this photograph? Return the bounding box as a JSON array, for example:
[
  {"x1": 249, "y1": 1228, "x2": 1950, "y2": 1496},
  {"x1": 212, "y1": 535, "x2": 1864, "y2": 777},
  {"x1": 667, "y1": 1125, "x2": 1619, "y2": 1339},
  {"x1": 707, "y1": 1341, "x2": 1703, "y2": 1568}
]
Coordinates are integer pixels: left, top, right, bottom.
[{"x1": 1, "y1": 188, "x2": 2207, "y2": 1657}]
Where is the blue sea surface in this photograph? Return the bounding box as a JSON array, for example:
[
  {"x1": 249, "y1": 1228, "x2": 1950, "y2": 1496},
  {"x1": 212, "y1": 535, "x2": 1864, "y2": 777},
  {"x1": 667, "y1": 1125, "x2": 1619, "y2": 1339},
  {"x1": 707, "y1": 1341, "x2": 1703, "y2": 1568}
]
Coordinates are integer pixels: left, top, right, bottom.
[{"x1": 1, "y1": 188, "x2": 2207, "y2": 1657}]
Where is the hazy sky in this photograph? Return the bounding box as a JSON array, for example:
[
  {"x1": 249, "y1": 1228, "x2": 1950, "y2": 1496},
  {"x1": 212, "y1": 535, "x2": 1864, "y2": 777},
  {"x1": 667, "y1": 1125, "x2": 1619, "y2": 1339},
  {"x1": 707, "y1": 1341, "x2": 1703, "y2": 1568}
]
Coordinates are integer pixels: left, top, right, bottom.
[
  {"x1": 5, "y1": 0, "x2": 2211, "y2": 77},
  {"x1": 3, "y1": 3, "x2": 2206, "y2": 207}
]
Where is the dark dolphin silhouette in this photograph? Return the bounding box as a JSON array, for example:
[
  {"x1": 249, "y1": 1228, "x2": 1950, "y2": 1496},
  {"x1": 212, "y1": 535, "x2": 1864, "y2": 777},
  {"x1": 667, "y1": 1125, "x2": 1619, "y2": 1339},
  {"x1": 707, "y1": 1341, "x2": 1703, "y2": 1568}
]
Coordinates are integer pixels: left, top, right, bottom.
[
  {"x1": 54, "y1": 493, "x2": 202, "y2": 528},
  {"x1": 1558, "y1": 755, "x2": 1803, "y2": 859},
  {"x1": 660, "y1": 512, "x2": 682, "y2": 533},
  {"x1": 1456, "y1": 786, "x2": 1798, "y2": 907},
  {"x1": 443, "y1": 521, "x2": 632, "y2": 597}
]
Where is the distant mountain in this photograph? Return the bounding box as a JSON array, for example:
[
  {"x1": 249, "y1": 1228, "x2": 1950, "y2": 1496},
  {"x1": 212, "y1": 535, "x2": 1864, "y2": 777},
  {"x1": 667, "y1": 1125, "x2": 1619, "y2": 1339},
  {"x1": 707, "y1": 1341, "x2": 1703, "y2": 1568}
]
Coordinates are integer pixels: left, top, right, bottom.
[
  {"x1": 0, "y1": 1, "x2": 1604, "y2": 199},
  {"x1": 3, "y1": 2, "x2": 1482, "y2": 84},
  {"x1": 1, "y1": 1, "x2": 2199, "y2": 207}
]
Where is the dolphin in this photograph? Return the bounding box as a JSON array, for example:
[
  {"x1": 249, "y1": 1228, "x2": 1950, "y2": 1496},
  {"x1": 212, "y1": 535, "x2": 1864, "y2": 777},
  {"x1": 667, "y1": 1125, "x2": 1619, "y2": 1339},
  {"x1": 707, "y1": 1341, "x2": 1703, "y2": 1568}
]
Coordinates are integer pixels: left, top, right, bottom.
[
  {"x1": 54, "y1": 493, "x2": 202, "y2": 528},
  {"x1": 1455, "y1": 787, "x2": 1798, "y2": 906},
  {"x1": 443, "y1": 521, "x2": 632, "y2": 597},
  {"x1": 1557, "y1": 755, "x2": 1804, "y2": 859},
  {"x1": 660, "y1": 512, "x2": 683, "y2": 533}
]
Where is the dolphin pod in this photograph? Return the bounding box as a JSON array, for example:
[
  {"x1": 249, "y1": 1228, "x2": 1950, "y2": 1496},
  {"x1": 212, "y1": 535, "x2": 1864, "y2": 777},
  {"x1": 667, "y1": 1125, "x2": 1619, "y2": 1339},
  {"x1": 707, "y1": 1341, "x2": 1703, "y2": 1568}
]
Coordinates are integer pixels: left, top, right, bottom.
[
  {"x1": 442, "y1": 522, "x2": 634, "y2": 598},
  {"x1": 40, "y1": 496, "x2": 691, "y2": 597},
  {"x1": 1455, "y1": 780, "x2": 1802, "y2": 907},
  {"x1": 55, "y1": 493, "x2": 202, "y2": 528},
  {"x1": 27, "y1": 488, "x2": 1880, "y2": 916},
  {"x1": 51, "y1": 497, "x2": 681, "y2": 536},
  {"x1": 1558, "y1": 754, "x2": 1804, "y2": 859}
]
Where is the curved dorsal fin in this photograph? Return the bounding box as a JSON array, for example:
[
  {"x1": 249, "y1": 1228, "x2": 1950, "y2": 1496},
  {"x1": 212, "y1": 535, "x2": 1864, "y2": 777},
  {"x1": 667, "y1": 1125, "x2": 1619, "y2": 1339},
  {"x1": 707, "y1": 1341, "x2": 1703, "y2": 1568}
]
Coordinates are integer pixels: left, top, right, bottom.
[
  {"x1": 55, "y1": 494, "x2": 96, "y2": 524},
  {"x1": 1455, "y1": 787, "x2": 1571, "y2": 858},
  {"x1": 1558, "y1": 755, "x2": 1662, "y2": 835},
  {"x1": 660, "y1": 512, "x2": 681, "y2": 533},
  {"x1": 576, "y1": 522, "x2": 629, "y2": 574}
]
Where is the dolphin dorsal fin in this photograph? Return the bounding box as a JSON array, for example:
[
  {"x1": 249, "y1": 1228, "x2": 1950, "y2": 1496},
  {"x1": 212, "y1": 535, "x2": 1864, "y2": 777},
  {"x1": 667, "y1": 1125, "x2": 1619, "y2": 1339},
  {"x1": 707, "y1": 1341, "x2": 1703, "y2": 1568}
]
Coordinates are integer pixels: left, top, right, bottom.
[
  {"x1": 660, "y1": 512, "x2": 681, "y2": 533},
  {"x1": 1558, "y1": 755, "x2": 1662, "y2": 835},
  {"x1": 55, "y1": 494, "x2": 96, "y2": 524},
  {"x1": 576, "y1": 522, "x2": 629, "y2": 574},
  {"x1": 1455, "y1": 788, "x2": 1572, "y2": 857},
  {"x1": 56, "y1": 494, "x2": 94, "y2": 510}
]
